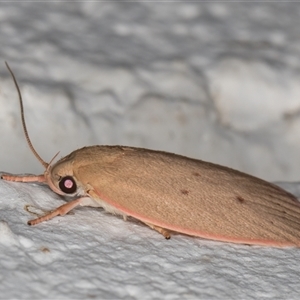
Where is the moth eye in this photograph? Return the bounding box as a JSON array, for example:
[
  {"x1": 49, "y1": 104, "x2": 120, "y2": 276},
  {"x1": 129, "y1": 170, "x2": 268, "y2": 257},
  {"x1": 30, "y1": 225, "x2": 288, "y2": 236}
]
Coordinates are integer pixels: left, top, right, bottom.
[{"x1": 59, "y1": 176, "x2": 77, "y2": 194}]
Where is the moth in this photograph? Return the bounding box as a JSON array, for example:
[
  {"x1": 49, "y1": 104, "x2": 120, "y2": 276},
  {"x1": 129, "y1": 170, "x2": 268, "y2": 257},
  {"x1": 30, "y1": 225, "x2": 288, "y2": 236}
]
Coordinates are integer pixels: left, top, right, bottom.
[{"x1": 2, "y1": 62, "x2": 300, "y2": 247}]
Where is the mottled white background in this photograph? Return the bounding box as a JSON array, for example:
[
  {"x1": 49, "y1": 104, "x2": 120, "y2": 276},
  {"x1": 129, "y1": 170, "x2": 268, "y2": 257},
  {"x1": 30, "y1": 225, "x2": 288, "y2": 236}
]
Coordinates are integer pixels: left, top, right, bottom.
[{"x1": 1, "y1": 2, "x2": 300, "y2": 299}]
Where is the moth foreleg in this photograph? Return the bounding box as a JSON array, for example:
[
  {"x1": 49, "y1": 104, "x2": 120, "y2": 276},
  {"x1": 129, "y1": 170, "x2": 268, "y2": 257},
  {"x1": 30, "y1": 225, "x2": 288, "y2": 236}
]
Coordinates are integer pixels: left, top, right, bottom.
[
  {"x1": 1, "y1": 174, "x2": 45, "y2": 182},
  {"x1": 28, "y1": 197, "x2": 85, "y2": 225}
]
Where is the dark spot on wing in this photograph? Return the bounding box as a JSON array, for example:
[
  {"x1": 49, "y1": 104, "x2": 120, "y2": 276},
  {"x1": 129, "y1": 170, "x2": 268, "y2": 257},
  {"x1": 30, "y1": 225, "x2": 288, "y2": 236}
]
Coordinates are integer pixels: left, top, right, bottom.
[
  {"x1": 181, "y1": 189, "x2": 189, "y2": 195},
  {"x1": 236, "y1": 196, "x2": 245, "y2": 203},
  {"x1": 192, "y1": 172, "x2": 201, "y2": 177}
]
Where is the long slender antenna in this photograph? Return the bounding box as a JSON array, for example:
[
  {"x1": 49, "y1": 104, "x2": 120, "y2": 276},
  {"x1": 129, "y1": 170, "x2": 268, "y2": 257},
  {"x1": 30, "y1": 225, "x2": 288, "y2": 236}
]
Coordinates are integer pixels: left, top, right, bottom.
[{"x1": 5, "y1": 62, "x2": 49, "y2": 169}]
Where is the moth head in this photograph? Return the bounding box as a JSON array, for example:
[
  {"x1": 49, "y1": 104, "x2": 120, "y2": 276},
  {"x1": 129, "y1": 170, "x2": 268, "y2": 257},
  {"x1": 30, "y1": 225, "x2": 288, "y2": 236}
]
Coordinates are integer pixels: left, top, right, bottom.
[{"x1": 44, "y1": 159, "x2": 81, "y2": 197}]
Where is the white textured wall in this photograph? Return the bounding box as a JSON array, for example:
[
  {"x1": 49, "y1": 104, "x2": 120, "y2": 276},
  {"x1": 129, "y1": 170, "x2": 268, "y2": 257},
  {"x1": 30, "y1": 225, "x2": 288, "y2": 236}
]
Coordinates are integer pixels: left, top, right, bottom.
[{"x1": 1, "y1": 2, "x2": 300, "y2": 299}]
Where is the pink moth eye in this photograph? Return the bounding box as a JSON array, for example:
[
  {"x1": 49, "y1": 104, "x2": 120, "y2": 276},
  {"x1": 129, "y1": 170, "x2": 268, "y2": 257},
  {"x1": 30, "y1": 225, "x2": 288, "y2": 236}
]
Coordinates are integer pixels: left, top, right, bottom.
[{"x1": 59, "y1": 176, "x2": 77, "y2": 194}]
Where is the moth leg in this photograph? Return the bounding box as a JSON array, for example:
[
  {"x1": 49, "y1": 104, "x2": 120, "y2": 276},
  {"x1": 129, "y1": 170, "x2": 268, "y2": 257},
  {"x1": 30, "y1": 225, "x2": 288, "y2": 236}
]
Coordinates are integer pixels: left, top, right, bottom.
[
  {"x1": 25, "y1": 204, "x2": 48, "y2": 217},
  {"x1": 28, "y1": 197, "x2": 85, "y2": 226},
  {"x1": 145, "y1": 222, "x2": 171, "y2": 239},
  {"x1": 1, "y1": 174, "x2": 45, "y2": 182}
]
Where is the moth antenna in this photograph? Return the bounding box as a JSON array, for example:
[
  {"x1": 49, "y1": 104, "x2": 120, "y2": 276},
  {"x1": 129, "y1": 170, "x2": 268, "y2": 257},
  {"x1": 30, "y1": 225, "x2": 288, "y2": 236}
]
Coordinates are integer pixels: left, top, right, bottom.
[
  {"x1": 46, "y1": 151, "x2": 60, "y2": 172},
  {"x1": 5, "y1": 62, "x2": 49, "y2": 169}
]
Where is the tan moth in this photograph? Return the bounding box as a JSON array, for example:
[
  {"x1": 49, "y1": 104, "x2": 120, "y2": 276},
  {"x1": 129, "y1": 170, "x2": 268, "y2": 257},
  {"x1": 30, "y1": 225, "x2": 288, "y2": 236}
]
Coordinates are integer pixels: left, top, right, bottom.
[{"x1": 2, "y1": 62, "x2": 300, "y2": 247}]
